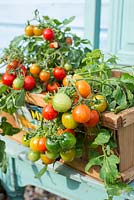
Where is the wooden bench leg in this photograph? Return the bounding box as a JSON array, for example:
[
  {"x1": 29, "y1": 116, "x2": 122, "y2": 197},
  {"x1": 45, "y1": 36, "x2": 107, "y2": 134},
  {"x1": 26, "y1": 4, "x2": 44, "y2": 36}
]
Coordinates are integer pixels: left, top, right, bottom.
[{"x1": 0, "y1": 157, "x2": 25, "y2": 200}]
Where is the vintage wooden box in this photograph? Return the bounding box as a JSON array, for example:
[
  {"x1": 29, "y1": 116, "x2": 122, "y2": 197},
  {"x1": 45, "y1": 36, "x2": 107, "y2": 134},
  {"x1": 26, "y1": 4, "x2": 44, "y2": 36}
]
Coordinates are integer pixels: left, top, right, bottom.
[{"x1": 1, "y1": 90, "x2": 134, "y2": 183}]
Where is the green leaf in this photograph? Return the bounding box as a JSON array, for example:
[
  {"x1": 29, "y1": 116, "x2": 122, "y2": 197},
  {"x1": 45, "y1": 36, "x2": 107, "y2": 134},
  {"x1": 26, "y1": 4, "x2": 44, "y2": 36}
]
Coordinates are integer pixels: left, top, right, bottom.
[
  {"x1": 0, "y1": 117, "x2": 21, "y2": 136},
  {"x1": 15, "y1": 90, "x2": 25, "y2": 107},
  {"x1": 106, "y1": 55, "x2": 118, "y2": 64},
  {"x1": 114, "y1": 90, "x2": 128, "y2": 113},
  {"x1": 100, "y1": 156, "x2": 120, "y2": 184},
  {"x1": 85, "y1": 156, "x2": 103, "y2": 172},
  {"x1": 35, "y1": 165, "x2": 48, "y2": 178},
  {"x1": 0, "y1": 140, "x2": 6, "y2": 154},
  {"x1": 92, "y1": 129, "x2": 111, "y2": 145},
  {"x1": 64, "y1": 27, "x2": 71, "y2": 32},
  {"x1": 0, "y1": 84, "x2": 9, "y2": 95},
  {"x1": 43, "y1": 15, "x2": 50, "y2": 21},
  {"x1": 108, "y1": 155, "x2": 120, "y2": 164},
  {"x1": 106, "y1": 182, "x2": 133, "y2": 197},
  {"x1": 63, "y1": 16, "x2": 75, "y2": 25},
  {"x1": 53, "y1": 19, "x2": 62, "y2": 26},
  {"x1": 0, "y1": 140, "x2": 7, "y2": 173}
]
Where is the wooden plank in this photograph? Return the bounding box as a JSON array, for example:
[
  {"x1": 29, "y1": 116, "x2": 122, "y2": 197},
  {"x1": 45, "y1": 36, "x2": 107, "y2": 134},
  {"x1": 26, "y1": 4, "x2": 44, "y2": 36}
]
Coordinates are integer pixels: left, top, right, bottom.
[
  {"x1": 121, "y1": 166, "x2": 134, "y2": 183},
  {"x1": 102, "y1": 107, "x2": 134, "y2": 129},
  {"x1": 25, "y1": 92, "x2": 46, "y2": 107}
]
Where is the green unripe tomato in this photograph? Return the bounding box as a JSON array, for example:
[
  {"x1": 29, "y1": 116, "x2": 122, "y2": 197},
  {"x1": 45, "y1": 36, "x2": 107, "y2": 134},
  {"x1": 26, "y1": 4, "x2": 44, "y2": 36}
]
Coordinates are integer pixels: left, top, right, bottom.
[
  {"x1": 27, "y1": 150, "x2": 40, "y2": 162},
  {"x1": 52, "y1": 93, "x2": 72, "y2": 112}
]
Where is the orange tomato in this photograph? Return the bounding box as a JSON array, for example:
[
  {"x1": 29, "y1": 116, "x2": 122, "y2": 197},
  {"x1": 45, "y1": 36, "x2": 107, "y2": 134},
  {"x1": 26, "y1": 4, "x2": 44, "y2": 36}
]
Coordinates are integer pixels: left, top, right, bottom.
[
  {"x1": 30, "y1": 64, "x2": 41, "y2": 75},
  {"x1": 75, "y1": 80, "x2": 91, "y2": 98},
  {"x1": 40, "y1": 153, "x2": 55, "y2": 164},
  {"x1": 25, "y1": 25, "x2": 34, "y2": 36},
  {"x1": 39, "y1": 70, "x2": 50, "y2": 82},
  {"x1": 33, "y1": 26, "x2": 43, "y2": 36},
  {"x1": 72, "y1": 104, "x2": 91, "y2": 123}
]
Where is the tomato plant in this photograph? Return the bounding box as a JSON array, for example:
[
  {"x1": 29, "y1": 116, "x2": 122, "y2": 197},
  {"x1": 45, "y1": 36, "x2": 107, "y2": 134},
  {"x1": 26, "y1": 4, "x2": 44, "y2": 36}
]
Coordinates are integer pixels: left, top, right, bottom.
[
  {"x1": 43, "y1": 28, "x2": 55, "y2": 41},
  {"x1": 72, "y1": 104, "x2": 91, "y2": 123},
  {"x1": 62, "y1": 112, "x2": 78, "y2": 129},
  {"x1": 2, "y1": 73, "x2": 16, "y2": 87},
  {"x1": 53, "y1": 67, "x2": 66, "y2": 81},
  {"x1": 42, "y1": 104, "x2": 58, "y2": 120},
  {"x1": 52, "y1": 93, "x2": 72, "y2": 112},
  {"x1": 23, "y1": 75, "x2": 36, "y2": 90}
]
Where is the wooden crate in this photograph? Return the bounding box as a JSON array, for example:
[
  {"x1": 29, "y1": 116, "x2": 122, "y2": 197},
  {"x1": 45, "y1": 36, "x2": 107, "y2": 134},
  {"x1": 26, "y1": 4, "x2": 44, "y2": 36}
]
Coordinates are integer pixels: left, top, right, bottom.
[{"x1": 1, "y1": 91, "x2": 134, "y2": 183}]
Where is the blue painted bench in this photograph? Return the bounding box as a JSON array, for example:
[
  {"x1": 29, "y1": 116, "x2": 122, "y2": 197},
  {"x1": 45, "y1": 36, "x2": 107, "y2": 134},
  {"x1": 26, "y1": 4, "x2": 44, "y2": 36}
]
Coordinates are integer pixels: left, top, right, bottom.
[{"x1": 0, "y1": 136, "x2": 134, "y2": 200}]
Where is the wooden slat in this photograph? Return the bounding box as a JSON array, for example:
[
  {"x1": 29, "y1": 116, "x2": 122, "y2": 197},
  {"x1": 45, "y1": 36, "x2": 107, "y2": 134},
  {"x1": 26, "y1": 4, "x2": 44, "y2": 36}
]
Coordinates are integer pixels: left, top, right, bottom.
[
  {"x1": 101, "y1": 107, "x2": 134, "y2": 130},
  {"x1": 25, "y1": 92, "x2": 46, "y2": 107}
]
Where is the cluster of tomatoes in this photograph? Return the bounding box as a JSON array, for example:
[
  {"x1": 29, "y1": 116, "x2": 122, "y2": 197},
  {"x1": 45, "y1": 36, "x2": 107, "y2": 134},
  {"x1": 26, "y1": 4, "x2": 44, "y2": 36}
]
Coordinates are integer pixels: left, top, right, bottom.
[
  {"x1": 21, "y1": 71, "x2": 108, "y2": 165},
  {"x1": 25, "y1": 24, "x2": 72, "y2": 48},
  {"x1": 1, "y1": 58, "x2": 68, "y2": 93},
  {"x1": 1, "y1": 60, "x2": 36, "y2": 91},
  {"x1": 23, "y1": 130, "x2": 77, "y2": 164}
]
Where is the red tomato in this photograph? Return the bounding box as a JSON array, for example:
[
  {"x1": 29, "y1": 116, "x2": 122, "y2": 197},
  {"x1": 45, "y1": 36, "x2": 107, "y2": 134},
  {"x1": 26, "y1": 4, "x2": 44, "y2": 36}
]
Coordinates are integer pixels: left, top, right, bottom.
[
  {"x1": 72, "y1": 104, "x2": 91, "y2": 123},
  {"x1": 49, "y1": 41, "x2": 59, "y2": 48},
  {"x1": 84, "y1": 110, "x2": 99, "y2": 128},
  {"x1": 2, "y1": 73, "x2": 16, "y2": 87},
  {"x1": 53, "y1": 67, "x2": 66, "y2": 80},
  {"x1": 42, "y1": 104, "x2": 58, "y2": 120},
  {"x1": 65, "y1": 37, "x2": 73, "y2": 45},
  {"x1": 46, "y1": 82, "x2": 60, "y2": 93},
  {"x1": 6, "y1": 60, "x2": 19, "y2": 74},
  {"x1": 30, "y1": 137, "x2": 47, "y2": 153},
  {"x1": 19, "y1": 64, "x2": 27, "y2": 75},
  {"x1": 38, "y1": 137, "x2": 47, "y2": 152},
  {"x1": 43, "y1": 28, "x2": 55, "y2": 41},
  {"x1": 23, "y1": 75, "x2": 36, "y2": 90}
]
